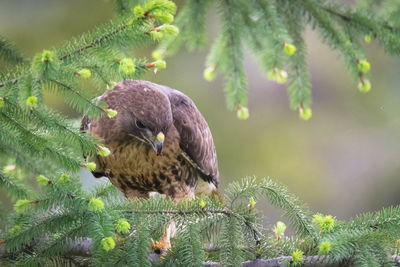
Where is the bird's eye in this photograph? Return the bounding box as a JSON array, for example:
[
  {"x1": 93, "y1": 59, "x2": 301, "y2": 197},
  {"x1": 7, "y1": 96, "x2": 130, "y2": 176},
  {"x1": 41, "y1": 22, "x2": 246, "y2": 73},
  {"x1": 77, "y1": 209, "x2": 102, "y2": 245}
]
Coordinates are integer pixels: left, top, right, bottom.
[{"x1": 135, "y1": 120, "x2": 146, "y2": 129}]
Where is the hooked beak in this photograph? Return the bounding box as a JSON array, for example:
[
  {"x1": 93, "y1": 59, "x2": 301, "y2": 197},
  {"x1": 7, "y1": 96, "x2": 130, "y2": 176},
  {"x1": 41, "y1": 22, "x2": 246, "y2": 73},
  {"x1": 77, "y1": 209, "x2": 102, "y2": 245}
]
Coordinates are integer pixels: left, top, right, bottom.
[{"x1": 152, "y1": 132, "x2": 164, "y2": 155}]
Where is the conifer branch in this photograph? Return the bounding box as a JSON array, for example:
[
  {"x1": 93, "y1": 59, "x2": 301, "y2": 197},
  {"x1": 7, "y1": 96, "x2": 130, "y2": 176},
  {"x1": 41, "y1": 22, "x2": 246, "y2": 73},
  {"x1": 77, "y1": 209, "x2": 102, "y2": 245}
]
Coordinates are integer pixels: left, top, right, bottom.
[
  {"x1": 47, "y1": 79, "x2": 106, "y2": 115},
  {"x1": 119, "y1": 208, "x2": 263, "y2": 244},
  {"x1": 0, "y1": 37, "x2": 24, "y2": 64},
  {"x1": 59, "y1": 24, "x2": 131, "y2": 61},
  {"x1": 320, "y1": 5, "x2": 396, "y2": 32}
]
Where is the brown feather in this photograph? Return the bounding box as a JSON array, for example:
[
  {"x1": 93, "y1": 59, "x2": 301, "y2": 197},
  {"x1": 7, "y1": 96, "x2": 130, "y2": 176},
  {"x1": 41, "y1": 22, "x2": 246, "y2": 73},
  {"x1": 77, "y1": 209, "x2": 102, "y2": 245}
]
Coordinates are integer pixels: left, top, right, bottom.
[{"x1": 82, "y1": 80, "x2": 219, "y2": 200}]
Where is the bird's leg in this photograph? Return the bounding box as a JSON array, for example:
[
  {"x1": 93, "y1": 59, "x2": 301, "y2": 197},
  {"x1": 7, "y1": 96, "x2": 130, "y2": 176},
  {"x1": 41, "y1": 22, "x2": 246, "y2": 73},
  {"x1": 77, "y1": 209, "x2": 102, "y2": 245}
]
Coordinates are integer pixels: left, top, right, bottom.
[
  {"x1": 151, "y1": 221, "x2": 175, "y2": 255},
  {"x1": 152, "y1": 189, "x2": 194, "y2": 255}
]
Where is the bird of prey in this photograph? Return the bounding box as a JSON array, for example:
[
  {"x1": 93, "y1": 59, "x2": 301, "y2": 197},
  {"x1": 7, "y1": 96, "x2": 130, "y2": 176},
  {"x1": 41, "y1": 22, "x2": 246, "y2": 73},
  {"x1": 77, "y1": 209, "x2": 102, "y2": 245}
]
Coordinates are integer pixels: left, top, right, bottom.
[{"x1": 81, "y1": 80, "x2": 219, "y2": 202}]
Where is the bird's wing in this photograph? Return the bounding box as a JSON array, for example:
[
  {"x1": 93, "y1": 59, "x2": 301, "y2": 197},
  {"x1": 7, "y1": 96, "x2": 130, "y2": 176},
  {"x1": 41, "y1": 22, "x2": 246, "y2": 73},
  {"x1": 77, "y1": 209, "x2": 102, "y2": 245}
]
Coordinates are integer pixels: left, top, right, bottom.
[
  {"x1": 166, "y1": 89, "x2": 219, "y2": 186},
  {"x1": 80, "y1": 115, "x2": 106, "y2": 178}
]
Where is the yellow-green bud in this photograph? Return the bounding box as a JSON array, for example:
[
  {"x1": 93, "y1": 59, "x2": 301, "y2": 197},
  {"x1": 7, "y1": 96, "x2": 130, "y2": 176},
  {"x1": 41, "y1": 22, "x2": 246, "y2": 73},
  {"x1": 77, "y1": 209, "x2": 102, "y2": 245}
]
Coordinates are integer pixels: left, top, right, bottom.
[
  {"x1": 248, "y1": 196, "x2": 256, "y2": 208},
  {"x1": 88, "y1": 197, "x2": 104, "y2": 212},
  {"x1": 313, "y1": 213, "x2": 335, "y2": 232},
  {"x1": 203, "y1": 66, "x2": 216, "y2": 82},
  {"x1": 133, "y1": 6, "x2": 144, "y2": 19},
  {"x1": 358, "y1": 60, "x2": 370, "y2": 73},
  {"x1": 41, "y1": 50, "x2": 55, "y2": 63},
  {"x1": 86, "y1": 162, "x2": 97, "y2": 171},
  {"x1": 150, "y1": 31, "x2": 163, "y2": 41},
  {"x1": 364, "y1": 35, "x2": 372, "y2": 43},
  {"x1": 3, "y1": 165, "x2": 15, "y2": 173},
  {"x1": 321, "y1": 215, "x2": 335, "y2": 232},
  {"x1": 276, "y1": 70, "x2": 288, "y2": 84},
  {"x1": 160, "y1": 24, "x2": 179, "y2": 36},
  {"x1": 284, "y1": 43, "x2": 296, "y2": 56},
  {"x1": 77, "y1": 68, "x2": 91, "y2": 78},
  {"x1": 153, "y1": 11, "x2": 174, "y2": 24},
  {"x1": 299, "y1": 107, "x2": 312, "y2": 121},
  {"x1": 273, "y1": 221, "x2": 287, "y2": 238},
  {"x1": 267, "y1": 70, "x2": 276, "y2": 81},
  {"x1": 106, "y1": 109, "x2": 118, "y2": 118},
  {"x1": 60, "y1": 173, "x2": 69, "y2": 182},
  {"x1": 312, "y1": 213, "x2": 324, "y2": 225},
  {"x1": 26, "y1": 96, "x2": 38, "y2": 108},
  {"x1": 163, "y1": 1, "x2": 177, "y2": 14},
  {"x1": 97, "y1": 145, "x2": 111, "y2": 157},
  {"x1": 319, "y1": 241, "x2": 331, "y2": 255},
  {"x1": 10, "y1": 225, "x2": 21, "y2": 234},
  {"x1": 268, "y1": 69, "x2": 287, "y2": 84},
  {"x1": 101, "y1": 236, "x2": 116, "y2": 251},
  {"x1": 200, "y1": 200, "x2": 206, "y2": 209},
  {"x1": 358, "y1": 79, "x2": 371, "y2": 93},
  {"x1": 37, "y1": 175, "x2": 49, "y2": 186},
  {"x1": 0, "y1": 98, "x2": 4, "y2": 108},
  {"x1": 152, "y1": 50, "x2": 164, "y2": 60},
  {"x1": 119, "y1": 58, "x2": 135, "y2": 75},
  {"x1": 291, "y1": 249, "x2": 305, "y2": 266},
  {"x1": 14, "y1": 199, "x2": 31, "y2": 213},
  {"x1": 115, "y1": 218, "x2": 131, "y2": 234},
  {"x1": 154, "y1": 60, "x2": 166, "y2": 69},
  {"x1": 237, "y1": 106, "x2": 249, "y2": 120}
]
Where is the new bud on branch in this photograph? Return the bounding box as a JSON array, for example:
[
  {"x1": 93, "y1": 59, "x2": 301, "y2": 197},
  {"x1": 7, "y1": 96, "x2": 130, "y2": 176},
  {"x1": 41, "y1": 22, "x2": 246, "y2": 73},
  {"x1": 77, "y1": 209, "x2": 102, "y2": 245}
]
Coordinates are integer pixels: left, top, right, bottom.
[
  {"x1": 59, "y1": 173, "x2": 69, "y2": 182},
  {"x1": 88, "y1": 197, "x2": 104, "y2": 212},
  {"x1": 357, "y1": 59, "x2": 370, "y2": 73},
  {"x1": 106, "y1": 109, "x2": 118, "y2": 118},
  {"x1": 273, "y1": 221, "x2": 287, "y2": 240},
  {"x1": 237, "y1": 106, "x2": 249, "y2": 120},
  {"x1": 37, "y1": 175, "x2": 50, "y2": 186},
  {"x1": 358, "y1": 79, "x2": 371, "y2": 93},
  {"x1": 291, "y1": 249, "x2": 305, "y2": 266},
  {"x1": 115, "y1": 218, "x2": 131, "y2": 234},
  {"x1": 101, "y1": 237, "x2": 116, "y2": 251},
  {"x1": 299, "y1": 107, "x2": 312, "y2": 121},
  {"x1": 283, "y1": 43, "x2": 297, "y2": 56},
  {"x1": 76, "y1": 68, "x2": 91, "y2": 78},
  {"x1": 319, "y1": 241, "x2": 332, "y2": 255},
  {"x1": 26, "y1": 96, "x2": 38, "y2": 108},
  {"x1": 268, "y1": 68, "x2": 287, "y2": 84},
  {"x1": 203, "y1": 65, "x2": 216, "y2": 82},
  {"x1": 97, "y1": 145, "x2": 111, "y2": 157},
  {"x1": 119, "y1": 58, "x2": 136, "y2": 75},
  {"x1": 82, "y1": 162, "x2": 97, "y2": 171},
  {"x1": 13, "y1": 199, "x2": 34, "y2": 213}
]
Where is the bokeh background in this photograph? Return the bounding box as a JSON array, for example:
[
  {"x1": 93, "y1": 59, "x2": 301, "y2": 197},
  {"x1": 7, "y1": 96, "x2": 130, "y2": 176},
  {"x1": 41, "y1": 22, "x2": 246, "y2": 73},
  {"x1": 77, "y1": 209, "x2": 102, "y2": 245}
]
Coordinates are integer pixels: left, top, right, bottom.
[{"x1": 1, "y1": 0, "x2": 399, "y2": 225}]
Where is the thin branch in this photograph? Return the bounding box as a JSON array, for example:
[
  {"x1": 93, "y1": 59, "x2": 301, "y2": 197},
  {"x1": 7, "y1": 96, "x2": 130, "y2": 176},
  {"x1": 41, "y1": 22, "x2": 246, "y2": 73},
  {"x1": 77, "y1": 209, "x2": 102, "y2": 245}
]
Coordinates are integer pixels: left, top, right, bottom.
[
  {"x1": 319, "y1": 4, "x2": 396, "y2": 32},
  {"x1": 47, "y1": 79, "x2": 105, "y2": 115},
  {"x1": 0, "y1": 17, "x2": 150, "y2": 88},
  {"x1": 59, "y1": 23, "x2": 130, "y2": 61},
  {"x1": 118, "y1": 208, "x2": 263, "y2": 247}
]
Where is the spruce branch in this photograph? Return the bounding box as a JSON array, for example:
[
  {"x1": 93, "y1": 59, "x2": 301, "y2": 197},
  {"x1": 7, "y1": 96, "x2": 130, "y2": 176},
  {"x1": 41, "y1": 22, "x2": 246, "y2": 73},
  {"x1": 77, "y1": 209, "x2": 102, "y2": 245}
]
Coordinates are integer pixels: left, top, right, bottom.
[
  {"x1": 118, "y1": 208, "x2": 263, "y2": 245},
  {"x1": 59, "y1": 24, "x2": 132, "y2": 62},
  {"x1": 0, "y1": 170, "x2": 30, "y2": 199},
  {"x1": 0, "y1": 12, "x2": 157, "y2": 88},
  {"x1": 0, "y1": 37, "x2": 24, "y2": 64},
  {"x1": 46, "y1": 79, "x2": 106, "y2": 117}
]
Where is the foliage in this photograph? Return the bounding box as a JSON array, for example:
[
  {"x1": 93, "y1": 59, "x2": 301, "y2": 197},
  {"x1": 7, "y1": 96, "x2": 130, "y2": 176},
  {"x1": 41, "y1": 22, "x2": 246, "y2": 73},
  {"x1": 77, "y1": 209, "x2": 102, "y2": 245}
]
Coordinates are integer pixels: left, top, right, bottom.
[
  {"x1": 0, "y1": 176, "x2": 399, "y2": 266},
  {"x1": 0, "y1": 0, "x2": 400, "y2": 266},
  {"x1": 156, "y1": 0, "x2": 400, "y2": 119}
]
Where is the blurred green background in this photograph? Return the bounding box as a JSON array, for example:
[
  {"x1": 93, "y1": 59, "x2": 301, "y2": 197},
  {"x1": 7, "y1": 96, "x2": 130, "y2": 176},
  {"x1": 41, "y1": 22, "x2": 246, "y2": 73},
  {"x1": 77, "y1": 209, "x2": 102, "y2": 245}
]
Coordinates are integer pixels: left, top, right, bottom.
[{"x1": 1, "y1": 0, "x2": 399, "y2": 224}]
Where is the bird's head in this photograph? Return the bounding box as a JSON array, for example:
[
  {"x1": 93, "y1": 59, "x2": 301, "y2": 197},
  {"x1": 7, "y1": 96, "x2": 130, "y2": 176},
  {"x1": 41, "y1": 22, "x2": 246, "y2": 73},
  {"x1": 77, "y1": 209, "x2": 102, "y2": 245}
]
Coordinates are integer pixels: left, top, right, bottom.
[{"x1": 119, "y1": 81, "x2": 173, "y2": 155}]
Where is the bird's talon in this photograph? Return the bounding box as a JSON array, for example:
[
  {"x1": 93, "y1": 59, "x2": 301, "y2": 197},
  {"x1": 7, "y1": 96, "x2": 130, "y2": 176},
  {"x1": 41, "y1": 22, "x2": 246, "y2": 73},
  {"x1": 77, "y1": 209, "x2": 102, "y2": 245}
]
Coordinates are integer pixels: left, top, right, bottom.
[{"x1": 151, "y1": 237, "x2": 171, "y2": 256}]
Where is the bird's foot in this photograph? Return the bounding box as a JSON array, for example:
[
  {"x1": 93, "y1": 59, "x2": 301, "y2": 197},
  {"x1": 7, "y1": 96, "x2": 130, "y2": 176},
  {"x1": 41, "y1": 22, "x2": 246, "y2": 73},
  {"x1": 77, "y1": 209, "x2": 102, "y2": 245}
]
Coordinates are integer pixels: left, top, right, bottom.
[{"x1": 151, "y1": 236, "x2": 171, "y2": 256}]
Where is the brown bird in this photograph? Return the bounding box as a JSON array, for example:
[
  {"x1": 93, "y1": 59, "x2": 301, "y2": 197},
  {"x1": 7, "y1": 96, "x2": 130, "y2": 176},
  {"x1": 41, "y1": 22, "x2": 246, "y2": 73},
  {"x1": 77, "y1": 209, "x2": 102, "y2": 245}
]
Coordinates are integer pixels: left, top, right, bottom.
[{"x1": 81, "y1": 80, "x2": 219, "y2": 250}]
